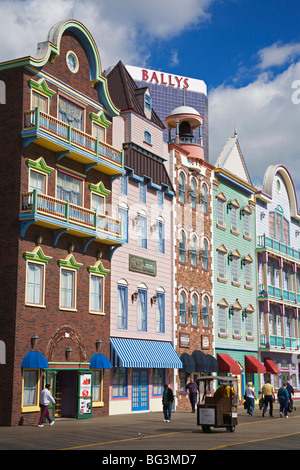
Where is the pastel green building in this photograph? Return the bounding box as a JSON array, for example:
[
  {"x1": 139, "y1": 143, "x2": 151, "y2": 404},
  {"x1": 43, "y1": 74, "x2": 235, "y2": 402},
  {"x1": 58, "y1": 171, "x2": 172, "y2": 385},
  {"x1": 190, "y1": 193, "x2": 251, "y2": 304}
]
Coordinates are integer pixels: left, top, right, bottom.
[{"x1": 213, "y1": 132, "x2": 263, "y2": 396}]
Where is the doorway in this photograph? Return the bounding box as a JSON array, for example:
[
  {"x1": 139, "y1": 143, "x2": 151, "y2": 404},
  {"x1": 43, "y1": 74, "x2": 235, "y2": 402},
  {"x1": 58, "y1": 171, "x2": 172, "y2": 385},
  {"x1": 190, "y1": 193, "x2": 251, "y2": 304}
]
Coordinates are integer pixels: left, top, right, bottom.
[
  {"x1": 56, "y1": 370, "x2": 77, "y2": 418},
  {"x1": 132, "y1": 369, "x2": 149, "y2": 411}
]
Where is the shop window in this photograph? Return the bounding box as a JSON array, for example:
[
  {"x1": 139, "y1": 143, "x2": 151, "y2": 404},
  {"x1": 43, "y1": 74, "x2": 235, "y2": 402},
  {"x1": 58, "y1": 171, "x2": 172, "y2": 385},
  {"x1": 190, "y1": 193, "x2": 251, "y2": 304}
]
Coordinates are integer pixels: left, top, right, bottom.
[
  {"x1": 92, "y1": 370, "x2": 103, "y2": 405},
  {"x1": 153, "y1": 368, "x2": 165, "y2": 396},
  {"x1": 22, "y1": 370, "x2": 40, "y2": 412},
  {"x1": 112, "y1": 368, "x2": 127, "y2": 398}
]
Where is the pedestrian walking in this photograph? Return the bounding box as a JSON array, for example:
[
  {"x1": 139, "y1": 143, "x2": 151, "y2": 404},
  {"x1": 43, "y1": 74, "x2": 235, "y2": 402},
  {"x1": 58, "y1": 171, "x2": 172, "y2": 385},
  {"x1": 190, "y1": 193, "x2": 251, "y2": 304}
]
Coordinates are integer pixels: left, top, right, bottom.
[
  {"x1": 286, "y1": 381, "x2": 295, "y2": 412},
  {"x1": 277, "y1": 382, "x2": 289, "y2": 418},
  {"x1": 261, "y1": 379, "x2": 275, "y2": 417},
  {"x1": 38, "y1": 383, "x2": 55, "y2": 427},
  {"x1": 162, "y1": 384, "x2": 174, "y2": 422},
  {"x1": 186, "y1": 377, "x2": 198, "y2": 413},
  {"x1": 245, "y1": 382, "x2": 257, "y2": 416}
]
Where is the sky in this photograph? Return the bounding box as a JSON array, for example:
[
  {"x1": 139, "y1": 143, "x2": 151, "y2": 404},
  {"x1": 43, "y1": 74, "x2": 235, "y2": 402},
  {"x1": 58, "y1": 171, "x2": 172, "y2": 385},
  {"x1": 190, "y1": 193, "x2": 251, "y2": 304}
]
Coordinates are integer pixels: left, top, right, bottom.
[{"x1": 0, "y1": 0, "x2": 300, "y2": 204}]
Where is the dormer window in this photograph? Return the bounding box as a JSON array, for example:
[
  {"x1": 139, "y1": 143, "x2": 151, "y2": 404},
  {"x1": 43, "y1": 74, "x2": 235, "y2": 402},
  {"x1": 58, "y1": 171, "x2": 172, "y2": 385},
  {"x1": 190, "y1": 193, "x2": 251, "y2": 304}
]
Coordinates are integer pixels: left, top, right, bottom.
[{"x1": 144, "y1": 94, "x2": 152, "y2": 112}]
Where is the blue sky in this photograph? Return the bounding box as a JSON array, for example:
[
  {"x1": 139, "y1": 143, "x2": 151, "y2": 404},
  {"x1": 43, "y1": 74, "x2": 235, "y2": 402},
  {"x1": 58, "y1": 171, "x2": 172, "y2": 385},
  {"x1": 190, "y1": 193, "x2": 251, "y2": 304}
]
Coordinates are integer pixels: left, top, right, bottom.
[{"x1": 0, "y1": 0, "x2": 300, "y2": 203}]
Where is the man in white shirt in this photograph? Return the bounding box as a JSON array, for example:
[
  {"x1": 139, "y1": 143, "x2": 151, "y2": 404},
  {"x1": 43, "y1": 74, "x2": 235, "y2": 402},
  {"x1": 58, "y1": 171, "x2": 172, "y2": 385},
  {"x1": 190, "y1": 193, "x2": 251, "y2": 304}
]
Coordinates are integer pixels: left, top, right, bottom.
[{"x1": 38, "y1": 384, "x2": 56, "y2": 427}]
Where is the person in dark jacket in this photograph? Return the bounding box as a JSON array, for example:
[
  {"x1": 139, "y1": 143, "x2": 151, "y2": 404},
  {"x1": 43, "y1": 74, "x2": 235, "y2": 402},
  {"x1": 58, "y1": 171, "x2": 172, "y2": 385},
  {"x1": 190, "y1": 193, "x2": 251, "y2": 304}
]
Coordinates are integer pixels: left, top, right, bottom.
[
  {"x1": 162, "y1": 384, "x2": 174, "y2": 422},
  {"x1": 186, "y1": 378, "x2": 198, "y2": 413},
  {"x1": 277, "y1": 383, "x2": 289, "y2": 418}
]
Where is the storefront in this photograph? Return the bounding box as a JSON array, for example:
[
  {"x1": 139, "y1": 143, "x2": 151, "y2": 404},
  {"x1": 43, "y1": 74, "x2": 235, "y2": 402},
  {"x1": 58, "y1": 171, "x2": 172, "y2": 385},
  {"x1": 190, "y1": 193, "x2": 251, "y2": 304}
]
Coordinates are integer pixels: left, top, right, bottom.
[
  {"x1": 109, "y1": 338, "x2": 182, "y2": 415},
  {"x1": 21, "y1": 351, "x2": 112, "y2": 422}
]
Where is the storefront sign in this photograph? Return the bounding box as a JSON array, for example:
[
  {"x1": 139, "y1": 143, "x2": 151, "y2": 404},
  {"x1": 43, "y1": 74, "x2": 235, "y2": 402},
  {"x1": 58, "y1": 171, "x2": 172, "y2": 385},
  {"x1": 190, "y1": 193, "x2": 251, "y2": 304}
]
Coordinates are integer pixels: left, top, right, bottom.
[
  {"x1": 179, "y1": 333, "x2": 190, "y2": 348},
  {"x1": 201, "y1": 335, "x2": 210, "y2": 350},
  {"x1": 129, "y1": 254, "x2": 157, "y2": 276}
]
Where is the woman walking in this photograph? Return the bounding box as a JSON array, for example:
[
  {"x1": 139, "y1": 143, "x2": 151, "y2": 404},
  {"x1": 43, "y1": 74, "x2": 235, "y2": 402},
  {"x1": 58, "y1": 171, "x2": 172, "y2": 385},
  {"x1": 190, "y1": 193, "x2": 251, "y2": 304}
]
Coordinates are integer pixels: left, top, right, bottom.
[{"x1": 245, "y1": 382, "x2": 257, "y2": 416}]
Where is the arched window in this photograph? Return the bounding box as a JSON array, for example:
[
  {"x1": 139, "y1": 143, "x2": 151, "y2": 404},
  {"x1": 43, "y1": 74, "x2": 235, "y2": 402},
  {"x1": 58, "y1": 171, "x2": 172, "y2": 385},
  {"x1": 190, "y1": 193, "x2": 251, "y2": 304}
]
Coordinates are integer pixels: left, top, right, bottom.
[
  {"x1": 179, "y1": 230, "x2": 186, "y2": 263},
  {"x1": 201, "y1": 184, "x2": 208, "y2": 214},
  {"x1": 191, "y1": 293, "x2": 198, "y2": 326},
  {"x1": 144, "y1": 130, "x2": 152, "y2": 145},
  {"x1": 202, "y1": 296, "x2": 209, "y2": 327},
  {"x1": 190, "y1": 177, "x2": 197, "y2": 209},
  {"x1": 202, "y1": 239, "x2": 209, "y2": 270},
  {"x1": 179, "y1": 291, "x2": 187, "y2": 324},
  {"x1": 179, "y1": 172, "x2": 186, "y2": 203},
  {"x1": 190, "y1": 234, "x2": 198, "y2": 266}
]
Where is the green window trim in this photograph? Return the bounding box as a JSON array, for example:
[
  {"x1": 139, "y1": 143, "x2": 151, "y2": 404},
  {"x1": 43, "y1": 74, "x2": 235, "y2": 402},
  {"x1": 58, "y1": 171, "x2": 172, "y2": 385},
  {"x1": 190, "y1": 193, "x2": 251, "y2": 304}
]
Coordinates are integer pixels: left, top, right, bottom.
[
  {"x1": 28, "y1": 78, "x2": 56, "y2": 99},
  {"x1": 57, "y1": 254, "x2": 83, "y2": 270},
  {"x1": 23, "y1": 246, "x2": 52, "y2": 264},
  {"x1": 26, "y1": 156, "x2": 54, "y2": 176}
]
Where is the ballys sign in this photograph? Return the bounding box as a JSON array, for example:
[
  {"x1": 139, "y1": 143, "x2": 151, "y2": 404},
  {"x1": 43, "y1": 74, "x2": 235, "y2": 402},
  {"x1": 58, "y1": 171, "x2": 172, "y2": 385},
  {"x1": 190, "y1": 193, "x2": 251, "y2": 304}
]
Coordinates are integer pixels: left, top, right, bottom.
[{"x1": 141, "y1": 69, "x2": 189, "y2": 89}]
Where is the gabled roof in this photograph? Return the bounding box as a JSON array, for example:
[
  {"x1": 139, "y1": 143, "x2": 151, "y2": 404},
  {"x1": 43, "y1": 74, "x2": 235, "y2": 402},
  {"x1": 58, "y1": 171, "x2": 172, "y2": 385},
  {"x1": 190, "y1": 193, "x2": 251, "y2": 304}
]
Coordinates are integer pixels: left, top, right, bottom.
[
  {"x1": 106, "y1": 61, "x2": 165, "y2": 129},
  {"x1": 215, "y1": 131, "x2": 252, "y2": 186}
]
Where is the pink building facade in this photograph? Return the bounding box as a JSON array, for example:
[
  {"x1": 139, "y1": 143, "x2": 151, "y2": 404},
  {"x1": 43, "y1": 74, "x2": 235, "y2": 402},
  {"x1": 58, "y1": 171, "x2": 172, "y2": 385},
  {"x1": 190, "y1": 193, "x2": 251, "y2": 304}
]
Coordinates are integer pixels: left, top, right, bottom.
[{"x1": 107, "y1": 63, "x2": 182, "y2": 415}]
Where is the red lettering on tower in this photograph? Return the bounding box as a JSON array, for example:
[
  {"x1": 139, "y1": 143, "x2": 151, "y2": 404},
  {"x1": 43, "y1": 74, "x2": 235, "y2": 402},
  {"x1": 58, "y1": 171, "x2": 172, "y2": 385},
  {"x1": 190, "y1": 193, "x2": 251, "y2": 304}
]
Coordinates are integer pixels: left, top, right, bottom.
[
  {"x1": 175, "y1": 76, "x2": 183, "y2": 87},
  {"x1": 169, "y1": 75, "x2": 175, "y2": 86},
  {"x1": 183, "y1": 78, "x2": 189, "y2": 89},
  {"x1": 142, "y1": 69, "x2": 149, "y2": 81},
  {"x1": 161, "y1": 73, "x2": 167, "y2": 85},
  {"x1": 150, "y1": 71, "x2": 159, "y2": 83}
]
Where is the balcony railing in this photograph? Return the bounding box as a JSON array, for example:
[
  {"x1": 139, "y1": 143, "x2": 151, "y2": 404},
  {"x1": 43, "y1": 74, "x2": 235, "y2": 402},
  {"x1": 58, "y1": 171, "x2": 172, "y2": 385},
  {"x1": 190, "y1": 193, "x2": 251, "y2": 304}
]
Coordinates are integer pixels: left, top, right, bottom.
[
  {"x1": 23, "y1": 108, "x2": 123, "y2": 168},
  {"x1": 257, "y1": 234, "x2": 300, "y2": 261},
  {"x1": 21, "y1": 190, "x2": 121, "y2": 240},
  {"x1": 258, "y1": 284, "x2": 299, "y2": 306}
]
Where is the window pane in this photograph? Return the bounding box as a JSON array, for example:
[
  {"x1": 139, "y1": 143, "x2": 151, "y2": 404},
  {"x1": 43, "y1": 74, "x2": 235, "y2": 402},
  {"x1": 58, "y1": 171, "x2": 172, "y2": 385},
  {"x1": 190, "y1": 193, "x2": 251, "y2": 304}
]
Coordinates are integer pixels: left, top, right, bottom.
[
  {"x1": 138, "y1": 290, "x2": 147, "y2": 331},
  {"x1": 60, "y1": 269, "x2": 75, "y2": 308},
  {"x1": 117, "y1": 285, "x2": 127, "y2": 329},
  {"x1": 90, "y1": 275, "x2": 103, "y2": 312},
  {"x1": 156, "y1": 293, "x2": 165, "y2": 333},
  {"x1": 30, "y1": 171, "x2": 46, "y2": 194},
  {"x1": 23, "y1": 370, "x2": 38, "y2": 406},
  {"x1": 27, "y1": 263, "x2": 43, "y2": 304}
]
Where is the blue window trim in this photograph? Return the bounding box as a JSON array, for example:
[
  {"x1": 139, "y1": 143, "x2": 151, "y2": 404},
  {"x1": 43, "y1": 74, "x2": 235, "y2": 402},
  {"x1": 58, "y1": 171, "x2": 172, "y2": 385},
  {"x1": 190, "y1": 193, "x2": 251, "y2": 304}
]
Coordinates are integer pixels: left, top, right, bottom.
[
  {"x1": 117, "y1": 285, "x2": 128, "y2": 330},
  {"x1": 119, "y1": 207, "x2": 128, "y2": 243},
  {"x1": 144, "y1": 130, "x2": 152, "y2": 145},
  {"x1": 156, "y1": 292, "x2": 165, "y2": 333},
  {"x1": 138, "y1": 289, "x2": 147, "y2": 332},
  {"x1": 157, "y1": 221, "x2": 165, "y2": 254}
]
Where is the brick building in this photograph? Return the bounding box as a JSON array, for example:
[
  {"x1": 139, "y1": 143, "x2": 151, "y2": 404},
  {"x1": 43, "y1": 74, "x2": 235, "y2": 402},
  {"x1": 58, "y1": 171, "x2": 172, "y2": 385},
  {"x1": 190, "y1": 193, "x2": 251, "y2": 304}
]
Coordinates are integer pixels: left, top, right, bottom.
[
  {"x1": 166, "y1": 106, "x2": 216, "y2": 411},
  {"x1": 0, "y1": 20, "x2": 124, "y2": 425}
]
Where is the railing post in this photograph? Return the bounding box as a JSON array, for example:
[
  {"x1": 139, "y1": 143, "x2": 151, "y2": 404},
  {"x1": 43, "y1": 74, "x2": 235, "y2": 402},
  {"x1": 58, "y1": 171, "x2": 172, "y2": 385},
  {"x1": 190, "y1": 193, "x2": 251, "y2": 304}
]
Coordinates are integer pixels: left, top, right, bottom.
[
  {"x1": 65, "y1": 200, "x2": 70, "y2": 223},
  {"x1": 95, "y1": 138, "x2": 99, "y2": 157},
  {"x1": 67, "y1": 124, "x2": 72, "y2": 145},
  {"x1": 32, "y1": 189, "x2": 38, "y2": 213},
  {"x1": 35, "y1": 107, "x2": 40, "y2": 131}
]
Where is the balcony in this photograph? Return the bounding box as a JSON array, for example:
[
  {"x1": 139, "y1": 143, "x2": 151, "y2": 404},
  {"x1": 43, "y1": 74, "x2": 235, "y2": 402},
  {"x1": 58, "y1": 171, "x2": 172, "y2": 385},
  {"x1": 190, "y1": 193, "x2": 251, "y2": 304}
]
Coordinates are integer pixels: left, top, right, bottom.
[
  {"x1": 258, "y1": 284, "x2": 299, "y2": 306},
  {"x1": 20, "y1": 189, "x2": 123, "y2": 251},
  {"x1": 22, "y1": 108, "x2": 124, "y2": 176},
  {"x1": 257, "y1": 234, "x2": 300, "y2": 262}
]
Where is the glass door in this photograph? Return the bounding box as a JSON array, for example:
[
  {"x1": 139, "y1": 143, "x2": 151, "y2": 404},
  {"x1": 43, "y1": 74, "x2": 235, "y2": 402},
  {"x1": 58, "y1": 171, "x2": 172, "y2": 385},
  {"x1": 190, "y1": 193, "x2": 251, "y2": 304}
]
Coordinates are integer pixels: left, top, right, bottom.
[{"x1": 132, "y1": 369, "x2": 149, "y2": 411}]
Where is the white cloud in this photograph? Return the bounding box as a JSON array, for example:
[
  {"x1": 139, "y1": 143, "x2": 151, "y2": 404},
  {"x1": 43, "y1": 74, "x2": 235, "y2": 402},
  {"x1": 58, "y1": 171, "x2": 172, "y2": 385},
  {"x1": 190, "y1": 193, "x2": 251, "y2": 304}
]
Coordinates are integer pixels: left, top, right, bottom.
[
  {"x1": 209, "y1": 61, "x2": 300, "y2": 203},
  {"x1": 257, "y1": 41, "x2": 300, "y2": 70},
  {"x1": 0, "y1": 0, "x2": 214, "y2": 69}
]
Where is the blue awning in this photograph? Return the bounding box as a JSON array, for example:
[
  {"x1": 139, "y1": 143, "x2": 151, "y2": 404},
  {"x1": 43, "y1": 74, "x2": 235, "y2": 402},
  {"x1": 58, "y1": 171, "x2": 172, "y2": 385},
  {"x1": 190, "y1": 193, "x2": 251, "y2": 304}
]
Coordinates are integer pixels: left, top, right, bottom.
[
  {"x1": 21, "y1": 351, "x2": 49, "y2": 369},
  {"x1": 90, "y1": 353, "x2": 112, "y2": 369},
  {"x1": 110, "y1": 338, "x2": 182, "y2": 369}
]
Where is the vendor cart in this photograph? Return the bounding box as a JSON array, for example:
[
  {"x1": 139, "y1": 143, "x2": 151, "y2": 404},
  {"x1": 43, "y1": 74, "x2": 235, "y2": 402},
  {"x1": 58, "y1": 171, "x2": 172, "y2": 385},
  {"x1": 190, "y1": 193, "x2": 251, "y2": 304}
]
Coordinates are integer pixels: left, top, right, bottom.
[{"x1": 196, "y1": 376, "x2": 239, "y2": 433}]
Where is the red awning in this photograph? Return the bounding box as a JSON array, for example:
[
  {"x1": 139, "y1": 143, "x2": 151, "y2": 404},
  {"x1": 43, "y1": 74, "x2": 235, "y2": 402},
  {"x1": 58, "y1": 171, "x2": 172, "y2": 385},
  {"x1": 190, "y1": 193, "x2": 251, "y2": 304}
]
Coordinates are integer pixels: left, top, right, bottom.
[
  {"x1": 264, "y1": 359, "x2": 280, "y2": 374},
  {"x1": 245, "y1": 355, "x2": 266, "y2": 373},
  {"x1": 217, "y1": 353, "x2": 241, "y2": 374}
]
